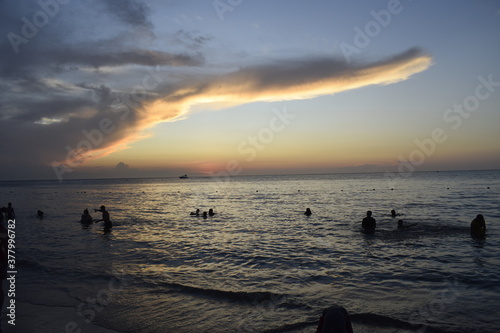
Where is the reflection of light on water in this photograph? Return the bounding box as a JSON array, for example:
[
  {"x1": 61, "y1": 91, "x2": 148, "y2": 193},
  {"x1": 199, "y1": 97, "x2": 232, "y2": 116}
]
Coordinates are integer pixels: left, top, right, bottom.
[{"x1": 4, "y1": 170, "x2": 500, "y2": 332}]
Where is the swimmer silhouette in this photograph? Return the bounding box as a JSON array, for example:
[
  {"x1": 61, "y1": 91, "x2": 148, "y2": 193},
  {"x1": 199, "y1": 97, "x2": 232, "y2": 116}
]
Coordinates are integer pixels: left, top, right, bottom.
[
  {"x1": 304, "y1": 208, "x2": 312, "y2": 216},
  {"x1": 37, "y1": 210, "x2": 44, "y2": 219},
  {"x1": 470, "y1": 214, "x2": 486, "y2": 238},
  {"x1": 208, "y1": 209, "x2": 216, "y2": 216},
  {"x1": 397, "y1": 219, "x2": 416, "y2": 229},
  {"x1": 202, "y1": 211, "x2": 208, "y2": 219},
  {"x1": 362, "y1": 210, "x2": 376, "y2": 232},
  {"x1": 94, "y1": 205, "x2": 112, "y2": 230},
  {"x1": 80, "y1": 209, "x2": 93, "y2": 224},
  {"x1": 6, "y1": 203, "x2": 15, "y2": 220},
  {"x1": 391, "y1": 209, "x2": 401, "y2": 217},
  {"x1": 190, "y1": 209, "x2": 200, "y2": 216}
]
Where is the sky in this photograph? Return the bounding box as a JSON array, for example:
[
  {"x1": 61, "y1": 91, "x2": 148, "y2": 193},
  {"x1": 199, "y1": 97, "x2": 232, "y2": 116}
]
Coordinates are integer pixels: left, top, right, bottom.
[{"x1": 1, "y1": 0, "x2": 499, "y2": 180}]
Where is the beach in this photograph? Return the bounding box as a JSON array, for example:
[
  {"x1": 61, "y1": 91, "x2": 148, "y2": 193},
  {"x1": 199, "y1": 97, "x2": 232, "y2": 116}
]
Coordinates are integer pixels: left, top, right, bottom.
[{"x1": 1, "y1": 170, "x2": 499, "y2": 332}]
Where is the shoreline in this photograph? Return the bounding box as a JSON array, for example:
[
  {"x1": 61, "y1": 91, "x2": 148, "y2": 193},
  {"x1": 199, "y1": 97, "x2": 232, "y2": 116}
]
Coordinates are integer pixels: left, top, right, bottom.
[{"x1": 1, "y1": 300, "x2": 123, "y2": 333}]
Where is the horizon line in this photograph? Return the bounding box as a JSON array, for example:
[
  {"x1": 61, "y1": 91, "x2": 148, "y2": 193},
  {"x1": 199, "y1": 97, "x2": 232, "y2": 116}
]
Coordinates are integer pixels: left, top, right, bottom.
[{"x1": 1, "y1": 168, "x2": 499, "y2": 183}]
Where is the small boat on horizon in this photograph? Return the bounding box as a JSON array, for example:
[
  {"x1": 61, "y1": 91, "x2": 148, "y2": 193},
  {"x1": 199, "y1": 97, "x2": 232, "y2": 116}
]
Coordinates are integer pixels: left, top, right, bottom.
[{"x1": 179, "y1": 175, "x2": 189, "y2": 179}]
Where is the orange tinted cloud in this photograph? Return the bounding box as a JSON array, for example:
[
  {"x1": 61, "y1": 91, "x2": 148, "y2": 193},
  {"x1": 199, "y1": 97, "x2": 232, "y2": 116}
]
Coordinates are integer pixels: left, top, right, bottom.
[
  {"x1": 58, "y1": 48, "x2": 432, "y2": 170},
  {"x1": 143, "y1": 48, "x2": 431, "y2": 125}
]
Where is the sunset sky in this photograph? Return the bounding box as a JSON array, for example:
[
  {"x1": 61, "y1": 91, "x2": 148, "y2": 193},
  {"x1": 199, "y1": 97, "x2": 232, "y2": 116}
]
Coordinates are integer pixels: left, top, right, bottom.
[{"x1": 1, "y1": 0, "x2": 499, "y2": 180}]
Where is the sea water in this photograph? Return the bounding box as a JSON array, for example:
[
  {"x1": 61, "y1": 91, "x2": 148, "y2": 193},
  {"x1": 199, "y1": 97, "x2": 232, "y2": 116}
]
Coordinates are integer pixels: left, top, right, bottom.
[{"x1": 1, "y1": 170, "x2": 499, "y2": 332}]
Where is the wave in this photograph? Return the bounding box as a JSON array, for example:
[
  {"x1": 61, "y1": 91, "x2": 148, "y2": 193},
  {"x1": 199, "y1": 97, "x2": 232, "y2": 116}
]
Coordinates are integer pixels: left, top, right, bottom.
[
  {"x1": 155, "y1": 281, "x2": 280, "y2": 302},
  {"x1": 350, "y1": 313, "x2": 448, "y2": 332},
  {"x1": 262, "y1": 319, "x2": 318, "y2": 333},
  {"x1": 141, "y1": 280, "x2": 310, "y2": 310},
  {"x1": 19, "y1": 254, "x2": 306, "y2": 310},
  {"x1": 264, "y1": 312, "x2": 452, "y2": 333},
  {"x1": 369, "y1": 223, "x2": 471, "y2": 241},
  {"x1": 17, "y1": 254, "x2": 132, "y2": 287}
]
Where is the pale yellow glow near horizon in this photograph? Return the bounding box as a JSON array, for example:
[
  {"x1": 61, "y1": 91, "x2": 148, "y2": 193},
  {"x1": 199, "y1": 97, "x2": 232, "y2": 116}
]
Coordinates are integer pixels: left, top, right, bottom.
[
  {"x1": 89, "y1": 134, "x2": 500, "y2": 174},
  {"x1": 89, "y1": 125, "x2": 414, "y2": 173}
]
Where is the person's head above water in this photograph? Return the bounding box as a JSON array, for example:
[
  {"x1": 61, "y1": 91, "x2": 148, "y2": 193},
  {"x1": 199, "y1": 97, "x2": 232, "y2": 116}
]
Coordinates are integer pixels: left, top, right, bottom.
[
  {"x1": 366, "y1": 210, "x2": 372, "y2": 217},
  {"x1": 391, "y1": 209, "x2": 396, "y2": 216},
  {"x1": 471, "y1": 214, "x2": 486, "y2": 235},
  {"x1": 100, "y1": 205, "x2": 105, "y2": 211}
]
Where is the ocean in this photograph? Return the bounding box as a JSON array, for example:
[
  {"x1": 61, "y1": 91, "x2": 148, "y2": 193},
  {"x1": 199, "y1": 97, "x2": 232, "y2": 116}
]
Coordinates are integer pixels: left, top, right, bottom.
[{"x1": 1, "y1": 170, "x2": 499, "y2": 333}]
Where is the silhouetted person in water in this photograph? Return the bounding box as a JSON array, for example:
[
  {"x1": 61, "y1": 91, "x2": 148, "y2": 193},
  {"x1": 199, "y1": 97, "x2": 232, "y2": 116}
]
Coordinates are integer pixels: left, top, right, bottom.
[
  {"x1": 316, "y1": 305, "x2": 353, "y2": 333},
  {"x1": 80, "y1": 209, "x2": 93, "y2": 224},
  {"x1": 202, "y1": 211, "x2": 208, "y2": 219},
  {"x1": 362, "y1": 210, "x2": 376, "y2": 232},
  {"x1": 470, "y1": 214, "x2": 486, "y2": 238},
  {"x1": 304, "y1": 208, "x2": 312, "y2": 216},
  {"x1": 397, "y1": 219, "x2": 416, "y2": 229},
  {"x1": 94, "y1": 205, "x2": 112, "y2": 230},
  {"x1": 190, "y1": 209, "x2": 200, "y2": 216},
  {"x1": 391, "y1": 209, "x2": 401, "y2": 217},
  {"x1": 37, "y1": 210, "x2": 44, "y2": 219},
  {"x1": 6, "y1": 203, "x2": 14, "y2": 220},
  {"x1": 208, "y1": 209, "x2": 216, "y2": 216}
]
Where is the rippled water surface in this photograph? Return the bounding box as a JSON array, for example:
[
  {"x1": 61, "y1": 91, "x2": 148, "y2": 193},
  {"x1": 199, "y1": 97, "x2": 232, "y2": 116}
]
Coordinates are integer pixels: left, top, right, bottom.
[{"x1": 3, "y1": 170, "x2": 500, "y2": 332}]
